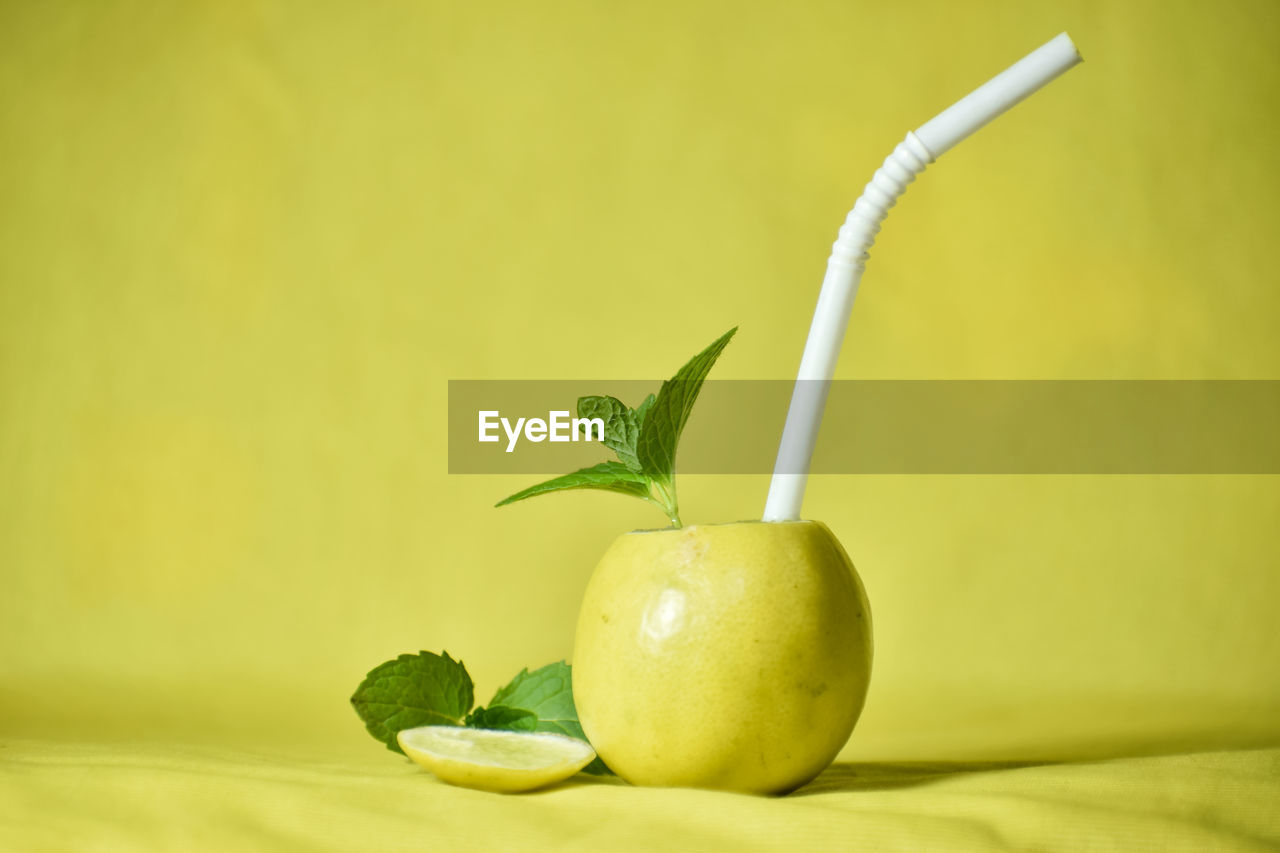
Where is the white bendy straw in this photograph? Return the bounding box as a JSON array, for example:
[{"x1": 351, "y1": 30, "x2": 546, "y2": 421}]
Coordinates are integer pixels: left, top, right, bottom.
[{"x1": 763, "y1": 32, "x2": 1082, "y2": 522}]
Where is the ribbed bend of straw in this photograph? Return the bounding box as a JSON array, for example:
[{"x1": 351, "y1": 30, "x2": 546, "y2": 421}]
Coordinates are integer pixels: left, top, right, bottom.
[{"x1": 833, "y1": 132, "x2": 934, "y2": 272}]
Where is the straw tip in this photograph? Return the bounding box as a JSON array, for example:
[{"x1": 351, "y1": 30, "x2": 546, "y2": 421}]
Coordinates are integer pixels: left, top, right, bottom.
[{"x1": 1052, "y1": 31, "x2": 1084, "y2": 64}]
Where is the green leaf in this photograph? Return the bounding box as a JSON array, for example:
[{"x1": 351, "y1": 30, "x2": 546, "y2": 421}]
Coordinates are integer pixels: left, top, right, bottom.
[
  {"x1": 350, "y1": 651, "x2": 474, "y2": 754},
  {"x1": 494, "y1": 461, "x2": 651, "y2": 507},
  {"x1": 488, "y1": 661, "x2": 612, "y2": 776},
  {"x1": 633, "y1": 393, "x2": 656, "y2": 431},
  {"x1": 489, "y1": 662, "x2": 577, "y2": 731},
  {"x1": 464, "y1": 705, "x2": 538, "y2": 732},
  {"x1": 493, "y1": 330, "x2": 735, "y2": 527},
  {"x1": 637, "y1": 327, "x2": 737, "y2": 487},
  {"x1": 577, "y1": 395, "x2": 648, "y2": 473},
  {"x1": 576, "y1": 396, "x2": 640, "y2": 472}
]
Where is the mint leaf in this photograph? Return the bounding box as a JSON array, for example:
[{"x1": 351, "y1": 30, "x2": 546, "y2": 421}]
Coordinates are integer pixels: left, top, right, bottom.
[
  {"x1": 633, "y1": 393, "x2": 656, "y2": 431},
  {"x1": 495, "y1": 330, "x2": 735, "y2": 528},
  {"x1": 637, "y1": 326, "x2": 737, "y2": 487},
  {"x1": 577, "y1": 395, "x2": 644, "y2": 473},
  {"x1": 494, "y1": 461, "x2": 651, "y2": 507},
  {"x1": 489, "y1": 662, "x2": 577, "y2": 731},
  {"x1": 488, "y1": 661, "x2": 612, "y2": 776},
  {"x1": 350, "y1": 651, "x2": 474, "y2": 754},
  {"x1": 351, "y1": 654, "x2": 611, "y2": 775},
  {"x1": 465, "y1": 705, "x2": 538, "y2": 732}
]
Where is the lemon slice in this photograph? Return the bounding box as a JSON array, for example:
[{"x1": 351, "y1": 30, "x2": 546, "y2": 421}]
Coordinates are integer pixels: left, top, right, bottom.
[{"x1": 396, "y1": 726, "x2": 596, "y2": 793}]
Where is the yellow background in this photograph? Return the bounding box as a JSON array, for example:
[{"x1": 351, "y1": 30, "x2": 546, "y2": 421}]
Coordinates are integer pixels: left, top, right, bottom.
[{"x1": 2, "y1": 0, "x2": 1278, "y2": 784}]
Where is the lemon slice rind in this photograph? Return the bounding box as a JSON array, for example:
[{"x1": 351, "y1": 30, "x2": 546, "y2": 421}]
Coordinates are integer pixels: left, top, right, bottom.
[{"x1": 396, "y1": 726, "x2": 596, "y2": 793}]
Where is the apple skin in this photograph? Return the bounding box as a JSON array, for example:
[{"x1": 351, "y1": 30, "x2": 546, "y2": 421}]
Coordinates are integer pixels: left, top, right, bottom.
[{"x1": 572, "y1": 520, "x2": 872, "y2": 794}]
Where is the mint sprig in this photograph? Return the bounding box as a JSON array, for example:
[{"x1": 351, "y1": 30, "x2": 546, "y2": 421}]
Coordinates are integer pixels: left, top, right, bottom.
[
  {"x1": 495, "y1": 327, "x2": 736, "y2": 527},
  {"x1": 350, "y1": 652, "x2": 611, "y2": 776},
  {"x1": 349, "y1": 651, "x2": 474, "y2": 752}
]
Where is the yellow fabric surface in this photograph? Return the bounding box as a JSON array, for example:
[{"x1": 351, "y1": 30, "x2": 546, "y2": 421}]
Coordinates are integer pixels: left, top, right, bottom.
[
  {"x1": 3, "y1": 740, "x2": 1279, "y2": 852},
  {"x1": 2, "y1": 0, "x2": 1278, "y2": 849}
]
